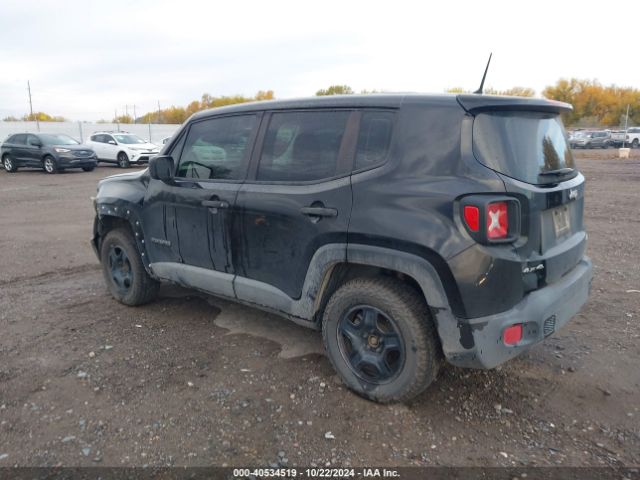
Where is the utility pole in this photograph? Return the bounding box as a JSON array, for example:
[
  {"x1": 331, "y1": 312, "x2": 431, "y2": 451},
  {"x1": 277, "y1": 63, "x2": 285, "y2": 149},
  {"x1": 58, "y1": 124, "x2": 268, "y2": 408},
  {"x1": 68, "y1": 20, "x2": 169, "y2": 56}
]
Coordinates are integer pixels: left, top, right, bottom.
[
  {"x1": 115, "y1": 109, "x2": 119, "y2": 132},
  {"x1": 157, "y1": 100, "x2": 162, "y2": 124},
  {"x1": 125, "y1": 104, "x2": 129, "y2": 119},
  {"x1": 133, "y1": 104, "x2": 137, "y2": 124},
  {"x1": 27, "y1": 80, "x2": 40, "y2": 132},
  {"x1": 623, "y1": 104, "x2": 630, "y2": 148}
]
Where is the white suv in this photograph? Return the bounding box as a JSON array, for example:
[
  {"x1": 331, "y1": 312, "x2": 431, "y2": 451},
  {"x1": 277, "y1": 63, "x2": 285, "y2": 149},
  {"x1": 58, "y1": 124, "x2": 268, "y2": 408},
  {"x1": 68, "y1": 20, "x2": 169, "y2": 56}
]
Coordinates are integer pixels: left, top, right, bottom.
[
  {"x1": 86, "y1": 132, "x2": 160, "y2": 168},
  {"x1": 626, "y1": 127, "x2": 640, "y2": 149}
]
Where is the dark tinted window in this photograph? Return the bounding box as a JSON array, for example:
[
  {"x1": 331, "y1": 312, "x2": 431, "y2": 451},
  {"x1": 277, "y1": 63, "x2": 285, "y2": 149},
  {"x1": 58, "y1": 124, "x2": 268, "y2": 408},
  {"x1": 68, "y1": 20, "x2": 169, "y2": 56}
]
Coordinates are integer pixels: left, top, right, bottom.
[
  {"x1": 176, "y1": 115, "x2": 256, "y2": 180},
  {"x1": 257, "y1": 110, "x2": 349, "y2": 182},
  {"x1": 473, "y1": 112, "x2": 575, "y2": 185},
  {"x1": 26, "y1": 135, "x2": 40, "y2": 146},
  {"x1": 355, "y1": 111, "x2": 394, "y2": 170},
  {"x1": 12, "y1": 134, "x2": 27, "y2": 145}
]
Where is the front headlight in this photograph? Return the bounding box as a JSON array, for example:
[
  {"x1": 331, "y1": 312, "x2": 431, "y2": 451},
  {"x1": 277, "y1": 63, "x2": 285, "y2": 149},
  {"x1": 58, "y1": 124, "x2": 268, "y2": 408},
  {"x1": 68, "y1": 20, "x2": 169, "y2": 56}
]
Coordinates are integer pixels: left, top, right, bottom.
[{"x1": 54, "y1": 147, "x2": 71, "y2": 153}]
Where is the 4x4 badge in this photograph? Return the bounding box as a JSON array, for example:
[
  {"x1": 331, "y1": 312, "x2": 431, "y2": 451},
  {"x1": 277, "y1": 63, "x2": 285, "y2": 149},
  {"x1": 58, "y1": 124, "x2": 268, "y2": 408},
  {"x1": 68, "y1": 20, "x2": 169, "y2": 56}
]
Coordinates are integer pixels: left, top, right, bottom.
[
  {"x1": 523, "y1": 264, "x2": 544, "y2": 274},
  {"x1": 151, "y1": 237, "x2": 171, "y2": 247}
]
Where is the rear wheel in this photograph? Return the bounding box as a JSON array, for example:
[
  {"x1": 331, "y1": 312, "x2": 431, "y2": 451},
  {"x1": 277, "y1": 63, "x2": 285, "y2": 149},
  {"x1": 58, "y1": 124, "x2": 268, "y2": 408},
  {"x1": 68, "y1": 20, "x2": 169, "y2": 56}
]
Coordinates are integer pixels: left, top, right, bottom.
[
  {"x1": 100, "y1": 228, "x2": 159, "y2": 306},
  {"x1": 632, "y1": 139, "x2": 639, "y2": 149},
  {"x1": 117, "y1": 152, "x2": 130, "y2": 168},
  {"x1": 322, "y1": 277, "x2": 441, "y2": 403},
  {"x1": 2, "y1": 154, "x2": 17, "y2": 172},
  {"x1": 43, "y1": 156, "x2": 58, "y2": 174},
  {"x1": 82, "y1": 166, "x2": 95, "y2": 172}
]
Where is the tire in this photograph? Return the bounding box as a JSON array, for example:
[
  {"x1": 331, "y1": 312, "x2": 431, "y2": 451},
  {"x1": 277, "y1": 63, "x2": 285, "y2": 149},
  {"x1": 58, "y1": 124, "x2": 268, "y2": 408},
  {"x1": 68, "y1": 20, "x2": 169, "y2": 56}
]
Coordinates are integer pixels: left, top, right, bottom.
[
  {"x1": 117, "y1": 152, "x2": 130, "y2": 168},
  {"x1": 602, "y1": 142, "x2": 609, "y2": 149},
  {"x1": 2, "y1": 154, "x2": 17, "y2": 172},
  {"x1": 43, "y1": 156, "x2": 58, "y2": 174},
  {"x1": 633, "y1": 139, "x2": 639, "y2": 149},
  {"x1": 82, "y1": 166, "x2": 95, "y2": 172},
  {"x1": 322, "y1": 277, "x2": 441, "y2": 403},
  {"x1": 100, "y1": 228, "x2": 159, "y2": 306}
]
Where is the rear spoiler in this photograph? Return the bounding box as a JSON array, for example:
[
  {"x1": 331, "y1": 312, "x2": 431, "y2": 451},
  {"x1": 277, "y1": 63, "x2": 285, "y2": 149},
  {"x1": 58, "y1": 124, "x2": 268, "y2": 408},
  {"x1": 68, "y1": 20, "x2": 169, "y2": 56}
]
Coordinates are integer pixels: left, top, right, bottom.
[{"x1": 457, "y1": 94, "x2": 572, "y2": 114}]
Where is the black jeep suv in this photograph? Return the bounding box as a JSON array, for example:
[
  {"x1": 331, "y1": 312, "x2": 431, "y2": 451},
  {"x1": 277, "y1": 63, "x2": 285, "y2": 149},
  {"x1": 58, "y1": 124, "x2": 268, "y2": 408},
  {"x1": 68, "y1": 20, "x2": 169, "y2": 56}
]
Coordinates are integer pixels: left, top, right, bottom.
[{"x1": 91, "y1": 94, "x2": 592, "y2": 403}]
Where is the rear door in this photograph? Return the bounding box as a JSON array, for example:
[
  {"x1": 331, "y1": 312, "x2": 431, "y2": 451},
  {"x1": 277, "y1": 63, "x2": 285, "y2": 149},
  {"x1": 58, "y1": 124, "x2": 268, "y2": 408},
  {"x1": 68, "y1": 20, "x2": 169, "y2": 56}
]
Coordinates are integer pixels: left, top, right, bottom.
[
  {"x1": 10, "y1": 134, "x2": 28, "y2": 164},
  {"x1": 234, "y1": 109, "x2": 356, "y2": 300}
]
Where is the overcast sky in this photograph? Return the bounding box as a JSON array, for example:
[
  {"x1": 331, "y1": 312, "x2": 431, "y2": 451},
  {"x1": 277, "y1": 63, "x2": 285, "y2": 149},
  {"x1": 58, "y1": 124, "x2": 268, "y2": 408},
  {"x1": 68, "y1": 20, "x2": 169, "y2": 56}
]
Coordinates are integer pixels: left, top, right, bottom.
[{"x1": 0, "y1": 0, "x2": 637, "y2": 121}]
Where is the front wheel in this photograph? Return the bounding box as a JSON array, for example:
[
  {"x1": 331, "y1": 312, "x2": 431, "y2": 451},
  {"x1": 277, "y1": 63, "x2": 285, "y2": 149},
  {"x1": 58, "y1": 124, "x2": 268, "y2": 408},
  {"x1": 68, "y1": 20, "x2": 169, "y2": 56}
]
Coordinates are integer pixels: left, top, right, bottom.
[
  {"x1": 43, "y1": 156, "x2": 58, "y2": 174},
  {"x1": 2, "y1": 155, "x2": 17, "y2": 172},
  {"x1": 82, "y1": 166, "x2": 95, "y2": 172},
  {"x1": 632, "y1": 139, "x2": 639, "y2": 149},
  {"x1": 100, "y1": 228, "x2": 159, "y2": 306},
  {"x1": 117, "y1": 152, "x2": 130, "y2": 168},
  {"x1": 322, "y1": 277, "x2": 441, "y2": 403}
]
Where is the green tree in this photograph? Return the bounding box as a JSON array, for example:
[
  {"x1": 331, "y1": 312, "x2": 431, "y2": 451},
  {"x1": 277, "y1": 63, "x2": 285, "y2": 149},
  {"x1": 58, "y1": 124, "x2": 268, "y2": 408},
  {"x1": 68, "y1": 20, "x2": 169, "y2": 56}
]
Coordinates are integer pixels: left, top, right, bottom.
[{"x1": 315, "y1": 85, "x2": 354, "y2": 96}]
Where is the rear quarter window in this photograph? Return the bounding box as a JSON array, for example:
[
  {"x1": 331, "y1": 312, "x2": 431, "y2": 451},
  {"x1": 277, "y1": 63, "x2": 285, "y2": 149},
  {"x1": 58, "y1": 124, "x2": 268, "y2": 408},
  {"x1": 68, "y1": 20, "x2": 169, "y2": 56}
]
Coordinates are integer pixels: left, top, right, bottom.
[{"x1": 354, "y1": 111, "x2": 395, "y2": 171}]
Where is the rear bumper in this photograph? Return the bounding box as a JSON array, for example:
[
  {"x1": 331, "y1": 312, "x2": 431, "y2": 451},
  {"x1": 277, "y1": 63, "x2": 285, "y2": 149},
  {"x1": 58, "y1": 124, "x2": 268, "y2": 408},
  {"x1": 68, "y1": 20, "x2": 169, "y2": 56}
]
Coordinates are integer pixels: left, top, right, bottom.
[{"x1": 444, "y1": 256, "x2": 592, "y2": 369}]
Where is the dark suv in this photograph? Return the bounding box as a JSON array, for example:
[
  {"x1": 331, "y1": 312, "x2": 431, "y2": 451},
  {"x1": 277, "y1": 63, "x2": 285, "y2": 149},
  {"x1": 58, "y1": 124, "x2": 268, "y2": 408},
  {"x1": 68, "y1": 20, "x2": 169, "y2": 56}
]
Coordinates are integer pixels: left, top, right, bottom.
[
  {"x1": 2, "y1": 133, "x2": 97, "y2": 173},
  {"x1": 91, "y1": 94, "x2": 592, "y2": 403}
]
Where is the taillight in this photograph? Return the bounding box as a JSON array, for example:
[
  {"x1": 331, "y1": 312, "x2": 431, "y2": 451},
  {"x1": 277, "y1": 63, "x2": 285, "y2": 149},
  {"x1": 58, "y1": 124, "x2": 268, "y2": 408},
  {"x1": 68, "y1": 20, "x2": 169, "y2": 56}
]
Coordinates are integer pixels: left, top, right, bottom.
[
  {"x1": 463, "y1": 206, "x2": 480, "y2": 232},
  {"x1": 460, "y1": 196, "x2": 520, "y2": 244},
  {"x1": 486, "y1": 201, "x2": 508, "y2": 239}
]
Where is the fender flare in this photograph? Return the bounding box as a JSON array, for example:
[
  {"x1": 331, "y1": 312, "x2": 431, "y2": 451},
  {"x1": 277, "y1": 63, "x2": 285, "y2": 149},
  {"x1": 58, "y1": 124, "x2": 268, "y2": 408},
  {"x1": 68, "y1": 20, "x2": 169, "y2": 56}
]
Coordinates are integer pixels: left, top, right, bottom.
[{"x1": 92, "y1": 199, "x2": 154, "y2": 276}]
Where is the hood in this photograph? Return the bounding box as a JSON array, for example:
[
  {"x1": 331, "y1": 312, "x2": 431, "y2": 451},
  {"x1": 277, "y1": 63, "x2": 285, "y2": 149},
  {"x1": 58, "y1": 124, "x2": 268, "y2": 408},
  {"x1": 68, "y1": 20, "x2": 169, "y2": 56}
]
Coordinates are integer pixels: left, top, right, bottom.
[
  {"x1": 52, "y1": 144, "x2": 94, "y2": 152},
  {"x1": 98, "y1": 168, "x2": 148, "y2": 187},
  {"x1": 126, "y1": 143, "x2": 159, "y2": 151}
]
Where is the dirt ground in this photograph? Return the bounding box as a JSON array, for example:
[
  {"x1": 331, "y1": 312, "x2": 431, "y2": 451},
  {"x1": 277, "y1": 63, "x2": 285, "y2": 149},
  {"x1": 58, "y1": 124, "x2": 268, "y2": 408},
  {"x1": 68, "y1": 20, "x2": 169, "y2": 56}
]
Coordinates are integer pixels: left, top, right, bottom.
[{"x1": 0, "y1": 150, "x2": 638, "y2": 468}]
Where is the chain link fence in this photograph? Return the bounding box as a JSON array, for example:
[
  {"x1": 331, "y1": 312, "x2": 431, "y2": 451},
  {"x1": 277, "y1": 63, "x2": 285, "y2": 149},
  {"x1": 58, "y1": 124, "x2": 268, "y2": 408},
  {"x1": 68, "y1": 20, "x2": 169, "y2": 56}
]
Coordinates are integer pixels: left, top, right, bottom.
[{"x1": 0, "y1": 121, "x2": 181, "y2": 145}]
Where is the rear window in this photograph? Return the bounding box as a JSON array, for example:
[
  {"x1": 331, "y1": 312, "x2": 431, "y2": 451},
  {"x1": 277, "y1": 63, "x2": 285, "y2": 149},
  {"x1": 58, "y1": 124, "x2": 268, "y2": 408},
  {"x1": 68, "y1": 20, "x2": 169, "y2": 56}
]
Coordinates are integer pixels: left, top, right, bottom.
[{"x1": 473, "y1": 112, "x2": 575, "y2": 184}]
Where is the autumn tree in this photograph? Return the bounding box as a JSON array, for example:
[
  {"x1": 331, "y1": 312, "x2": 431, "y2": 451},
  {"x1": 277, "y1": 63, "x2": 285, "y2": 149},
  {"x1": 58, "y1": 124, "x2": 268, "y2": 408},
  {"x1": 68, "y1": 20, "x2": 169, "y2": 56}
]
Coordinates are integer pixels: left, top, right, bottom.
[
  {"x1": 138, "y1": 90, "x2": 275, "y2": 124},
  {"x1": 542, "y1": 79, "x2": 640, "y2": 127},
  {"x1": 4, "y1": 112, "x2": 67, "y2": 122},
  {"x1": 112, "y1": 114, "x2": 133, "y2": 124},
  {"x1": 315, "y1": 85, "x2": 354, "y2": 96}
]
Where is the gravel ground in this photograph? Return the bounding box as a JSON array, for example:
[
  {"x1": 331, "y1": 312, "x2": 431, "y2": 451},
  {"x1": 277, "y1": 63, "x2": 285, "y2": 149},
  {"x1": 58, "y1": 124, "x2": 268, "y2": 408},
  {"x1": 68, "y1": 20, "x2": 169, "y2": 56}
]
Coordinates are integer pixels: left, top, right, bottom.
[{"x1": 0, "y1": 151, "x2": 638, "y2": 467}]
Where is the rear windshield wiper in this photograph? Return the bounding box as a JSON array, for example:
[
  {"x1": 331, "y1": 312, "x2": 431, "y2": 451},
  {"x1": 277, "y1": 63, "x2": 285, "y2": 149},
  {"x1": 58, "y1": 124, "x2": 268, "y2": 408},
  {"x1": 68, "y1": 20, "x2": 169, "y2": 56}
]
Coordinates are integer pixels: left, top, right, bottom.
[{"x1": 539, "y1": 168, "x2": 575, "y2": 177}]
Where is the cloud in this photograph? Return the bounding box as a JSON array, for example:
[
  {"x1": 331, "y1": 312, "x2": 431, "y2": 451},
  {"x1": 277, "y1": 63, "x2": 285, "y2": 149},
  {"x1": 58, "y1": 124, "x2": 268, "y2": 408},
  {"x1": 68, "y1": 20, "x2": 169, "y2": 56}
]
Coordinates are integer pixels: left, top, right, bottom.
[{"x1": 1, "y1": 0, "x2": 637, "y2": 120}]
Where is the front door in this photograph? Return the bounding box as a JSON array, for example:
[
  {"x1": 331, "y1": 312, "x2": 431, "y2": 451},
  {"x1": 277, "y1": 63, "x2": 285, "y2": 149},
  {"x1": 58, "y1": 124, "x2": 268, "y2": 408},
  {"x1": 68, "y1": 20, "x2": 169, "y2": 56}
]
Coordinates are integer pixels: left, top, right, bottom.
[
  {"x1": 234, "y1": 109, "x2": 356, "y2": 300},
  {"x1": 25, "y1": 134, "x2": 43, "y2": 167},
  {"x1": 142, "y1": 113, "x2": 259, "y2": 274}
]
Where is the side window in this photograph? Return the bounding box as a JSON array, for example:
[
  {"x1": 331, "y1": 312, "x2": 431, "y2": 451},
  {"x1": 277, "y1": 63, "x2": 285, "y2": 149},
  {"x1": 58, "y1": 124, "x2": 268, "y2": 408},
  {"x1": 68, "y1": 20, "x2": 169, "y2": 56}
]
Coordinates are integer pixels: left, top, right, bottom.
[
  {"x1": 90, "y1": 134, "x2": 100, "y2": 142},
  {"x1": 168, "y1": 132, "x2": 186, "y2": 163},
  {"x1": 104, "y1": 135, "x2": 115, "y2": 144},
  {"x1": 27, "y1": 135, "x2": 40, "y2": 146},
  {"x1": 176, "y1": 115, "x2": 257, "y2": 180},
  {"x1": 13, "y1": 134, "x2": 26, "y2": 145},
  {"x1": 257, "y1": 110, "x2": 349, "y2": 182},
  {"x1": 354, "y1": 111, "x2": 394, "y2": 171}
]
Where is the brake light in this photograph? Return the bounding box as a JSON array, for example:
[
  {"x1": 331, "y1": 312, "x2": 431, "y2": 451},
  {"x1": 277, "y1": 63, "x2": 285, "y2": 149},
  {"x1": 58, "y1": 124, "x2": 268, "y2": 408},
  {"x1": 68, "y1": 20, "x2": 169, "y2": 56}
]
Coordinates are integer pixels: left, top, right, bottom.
[
  {"x1": 486, "y1": 202, "x2": 508, "y2": 239},
  {"x1": 463, "y1": 206, "x2": 480, "y2": 232},
  {"x1": 503, "y1": 324, "x2": 523, "y2": 345}
]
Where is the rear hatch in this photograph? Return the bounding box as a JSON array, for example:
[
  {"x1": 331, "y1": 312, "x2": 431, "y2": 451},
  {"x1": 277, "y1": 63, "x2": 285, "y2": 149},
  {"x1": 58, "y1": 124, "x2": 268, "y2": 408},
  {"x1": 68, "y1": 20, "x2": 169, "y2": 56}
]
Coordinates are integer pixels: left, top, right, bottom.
[{"x1": 458, "y1": 94, "x2": 586, "y2": 289}]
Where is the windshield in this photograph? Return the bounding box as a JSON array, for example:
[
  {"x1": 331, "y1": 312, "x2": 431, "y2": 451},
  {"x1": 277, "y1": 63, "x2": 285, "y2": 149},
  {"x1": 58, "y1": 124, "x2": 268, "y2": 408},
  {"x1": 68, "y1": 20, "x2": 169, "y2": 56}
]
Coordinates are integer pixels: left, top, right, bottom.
[
  {"x1": 113, "y1": 134, "x2": 146, "y2": 144},
  {"x1": 39, "y1": 134, "x2": 79, "y2": 146},
  {"x1": 473, "y1": 111, "x2": 575, "y2": 185}
]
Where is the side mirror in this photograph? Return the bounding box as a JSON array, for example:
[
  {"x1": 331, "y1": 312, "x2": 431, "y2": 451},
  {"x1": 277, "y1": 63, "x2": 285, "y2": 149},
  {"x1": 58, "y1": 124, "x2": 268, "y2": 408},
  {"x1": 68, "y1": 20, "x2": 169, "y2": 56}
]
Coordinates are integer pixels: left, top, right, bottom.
[
  {"x1": 108, "y1": 140, "x2": 117, "y2": 145},
  {"x1": 149, "y1": 155, "x2": 174, "y2": 182}
]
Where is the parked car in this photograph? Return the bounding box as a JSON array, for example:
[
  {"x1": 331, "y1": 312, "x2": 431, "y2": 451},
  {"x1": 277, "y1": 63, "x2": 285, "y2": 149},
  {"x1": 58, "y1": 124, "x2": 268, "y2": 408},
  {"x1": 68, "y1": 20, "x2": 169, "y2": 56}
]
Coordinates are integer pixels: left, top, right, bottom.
[
  {"x1": 610, "y1": 130, "x2": 626, "y2": 147},
  {"x1": 625, "y1": 127, "x2": 640, "y2": 148},
  {"x1": 91, "y1": 94, "x2": 592, "y2": 403},
  {"x1": 85, "y1": 131, "x2": 160, "y2": 168},
  {"x1": 570, "y1": 130, "x2": 611, "y2": 149},
  {"x1": 1, "y1": 133, "x2": 97, "y2": 174}
]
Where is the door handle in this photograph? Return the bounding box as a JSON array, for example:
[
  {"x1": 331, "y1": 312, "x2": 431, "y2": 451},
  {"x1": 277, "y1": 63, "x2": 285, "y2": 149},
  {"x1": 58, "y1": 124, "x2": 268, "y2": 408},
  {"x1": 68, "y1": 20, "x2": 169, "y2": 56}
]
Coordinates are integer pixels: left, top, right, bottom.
[
  {"x1": 300, "y1": 206, "x2": 338, "y2": 217},
  {"x1": 201, "y1": 200, "x2": 229, "y2": 209}
]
